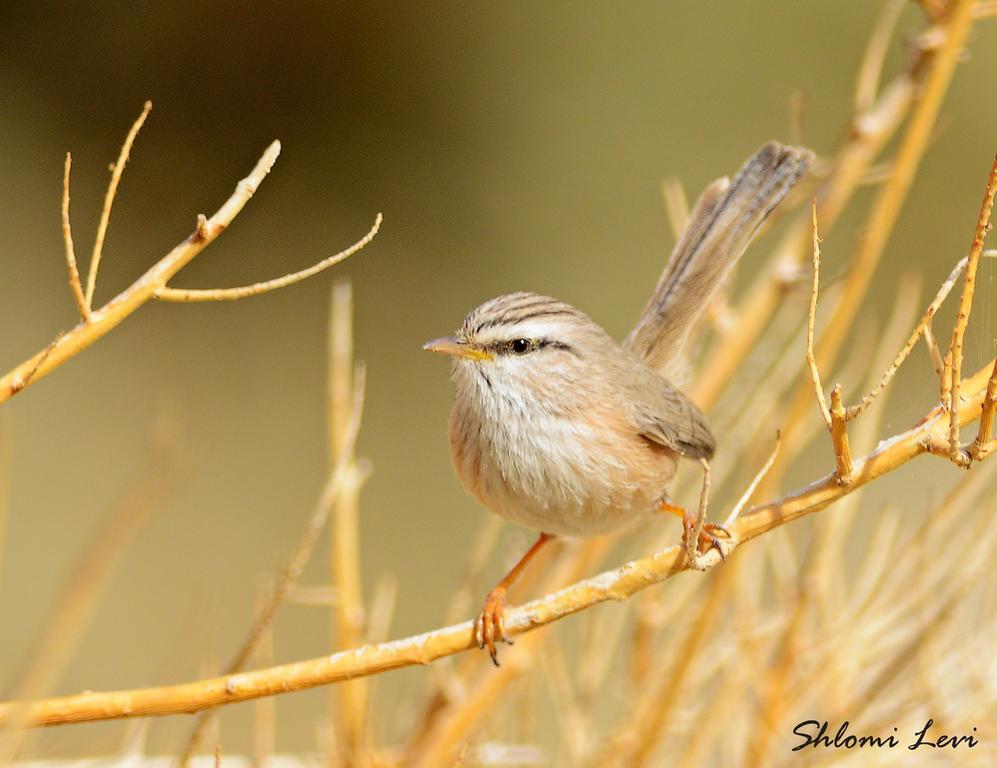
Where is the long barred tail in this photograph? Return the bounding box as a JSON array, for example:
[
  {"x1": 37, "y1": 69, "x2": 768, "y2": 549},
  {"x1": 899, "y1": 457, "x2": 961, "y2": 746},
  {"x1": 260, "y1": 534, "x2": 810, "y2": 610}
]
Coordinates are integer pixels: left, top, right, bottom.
[{"x1": 626, "y1": 142, "x2": 814, "y2": 373}]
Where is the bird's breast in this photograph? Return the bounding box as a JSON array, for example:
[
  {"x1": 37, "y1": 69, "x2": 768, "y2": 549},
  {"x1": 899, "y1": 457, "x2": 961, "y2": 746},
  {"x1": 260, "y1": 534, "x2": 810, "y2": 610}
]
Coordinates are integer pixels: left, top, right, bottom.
[{"x1": 448, "y1": 385, "x2": 677, "y2": 537}]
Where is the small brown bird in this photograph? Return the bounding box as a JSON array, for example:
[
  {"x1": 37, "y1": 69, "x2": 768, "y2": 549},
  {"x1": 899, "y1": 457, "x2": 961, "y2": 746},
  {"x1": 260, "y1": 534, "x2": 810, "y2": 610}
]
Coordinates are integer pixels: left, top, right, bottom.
[{"x1": 425, "y1": 142, "x2": 813, "y2": 663}]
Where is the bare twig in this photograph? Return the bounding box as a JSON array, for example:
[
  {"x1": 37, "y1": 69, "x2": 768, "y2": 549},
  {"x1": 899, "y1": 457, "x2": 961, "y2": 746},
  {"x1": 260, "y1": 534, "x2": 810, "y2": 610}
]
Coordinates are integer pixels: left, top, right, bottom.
[
  {"x1": 807, "y1": 276, "x2": 919, "y2": 628},
  {"x1": 598, "y1": 564, "x2": 735, "y2": 768},
  {"x1": 745, "y1": 556, "x2": 810, "y2": 765},
  {"x1": 829, "y1": 384, "x2": 854, "y2": 484},
  {"x1": 722, "y1": 431, "x2": 781, "y2": 529},
  {"x1": 684, "y1": 458, "x2": 713, "y2": 570},
  {"x1": 407, "y1": 540, "x2": 608, "y2": 768},
  {"x1": 153, "y1": 215, "x2": 381, "y2": 302},
  {"x1": 1, "y1": 140, "x2": 275, "y2": 402},
  {"x1": 972, "y1": 354, "x2": 997, "y2": 460},
  {"x1": 762, "y1": 1, "x2": 979, "y2": 493},
  {"x1": 328, "y1": 282, "x2": 368, "y2": 764},
  {"x1": 60, "y1": 153, "x2": 90, "y2": 322},
  {"x1": 2, "y1": 357, "x2": 990, "y2": 729},
  {"x1": 824, "y1": 0, "x2": 977, "y2": 367},
  {"x1": 854, "y1": 0, "x2": 905, "y2": 112},
  {"x1": 0, "y1": 422, "x2": 176, "y2": 760},
  {"x1": 690, "y1": 9, "x2": 918, "y2": 411},
  {"x1": 922, "y1": 322, "x2": 945, "y2": 383},
  {"x1": 176, "y1": 365, "x2": 367, "y2": 765},
  {"x1": 946, "y1": 154, "x2": 997, "y2": 464},
  {"x1": 1, "y1": 110, "x2": 380, "y2": 405},
  {"x1": 806, "y1": 202, "x2": 832, "y2": 429},
  {"x1": 85, "y1": 100, "x2": 152, "y2": 308},
  {"x1": 252, "y1": 579, "x2": 275, "y2": 768},
  {"x1": 846, "y1": 253, "x2": 972, "y2": 420},
  {"x1": 806, "y1": 205, "x2": 853, "y2": 483},
  {"x1": 362, "y1": 574, "x2": 399, "y2": 752}
]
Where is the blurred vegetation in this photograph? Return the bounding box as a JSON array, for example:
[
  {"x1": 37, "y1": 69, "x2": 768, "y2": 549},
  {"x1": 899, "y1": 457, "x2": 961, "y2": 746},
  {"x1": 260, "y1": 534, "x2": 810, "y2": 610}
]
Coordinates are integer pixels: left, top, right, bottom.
[{"x1": 0, "y1": 0, "x2": 995, "y2": 762}]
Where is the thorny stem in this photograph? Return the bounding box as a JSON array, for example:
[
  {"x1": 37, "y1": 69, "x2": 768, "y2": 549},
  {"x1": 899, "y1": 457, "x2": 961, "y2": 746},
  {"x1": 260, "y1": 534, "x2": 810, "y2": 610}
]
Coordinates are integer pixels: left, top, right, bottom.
[
  {"x1": 845, "y1": 253, "x2": 980, "y2": 421},
  {"x1": 763, "y1": 0, "x2": 978, "y2": 491},
  {"x1": 946, "y1": 154, "x2": 997, "y2": 464}
]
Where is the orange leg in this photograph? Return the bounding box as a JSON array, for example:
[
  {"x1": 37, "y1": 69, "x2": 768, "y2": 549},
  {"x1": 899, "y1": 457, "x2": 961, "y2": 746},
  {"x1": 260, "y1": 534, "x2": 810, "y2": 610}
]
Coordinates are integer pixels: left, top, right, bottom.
[
  {"x1": 477, "y1": 532, "x2": 554, "y2": 666},
  {"x1": 658, "y1": 499, "x2": 731, "y2": 560}
]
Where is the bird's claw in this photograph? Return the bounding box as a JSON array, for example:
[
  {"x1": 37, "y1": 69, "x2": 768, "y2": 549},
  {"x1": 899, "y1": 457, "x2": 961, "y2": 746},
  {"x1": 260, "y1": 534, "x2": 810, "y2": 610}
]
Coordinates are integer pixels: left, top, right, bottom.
[
  {"x1": 703, "y1": 522, "x2": 733, "y2": 560},
  {"x1": 682, "y1": 516, "x2": 733, "y2": 569},
  {"x1": 475, "y1": 587, "x2": 512, "y2": 666}
]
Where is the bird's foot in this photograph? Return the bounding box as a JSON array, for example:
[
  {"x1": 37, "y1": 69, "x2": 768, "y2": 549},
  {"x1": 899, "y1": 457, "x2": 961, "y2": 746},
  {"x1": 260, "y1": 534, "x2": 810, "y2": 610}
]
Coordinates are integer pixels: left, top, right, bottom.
[
  {"x1": 475, "y1": 586, "x2": 513, "y2": 666},
  {"x1": 682, "y1": 511, "x2": 732, "y2": 570}
]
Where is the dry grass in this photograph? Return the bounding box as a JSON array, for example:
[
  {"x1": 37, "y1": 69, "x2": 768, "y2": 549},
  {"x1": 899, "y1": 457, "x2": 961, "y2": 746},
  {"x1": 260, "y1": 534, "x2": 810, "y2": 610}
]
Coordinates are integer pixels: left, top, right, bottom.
[{"x1": 1, "y1": 2, "x2": 995, "y2": 766}]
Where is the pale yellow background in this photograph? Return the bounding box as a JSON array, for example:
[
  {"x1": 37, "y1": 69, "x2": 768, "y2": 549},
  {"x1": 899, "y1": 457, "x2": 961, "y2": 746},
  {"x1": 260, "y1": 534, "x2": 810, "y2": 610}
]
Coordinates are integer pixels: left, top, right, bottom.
[{"x1": 1, "y1": 0, "x2": 995, "y2": 757}]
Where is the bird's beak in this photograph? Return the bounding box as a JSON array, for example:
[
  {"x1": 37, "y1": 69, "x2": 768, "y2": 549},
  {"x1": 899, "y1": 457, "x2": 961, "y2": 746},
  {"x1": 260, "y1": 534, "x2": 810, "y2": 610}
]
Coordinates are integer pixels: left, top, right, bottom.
[{"x1": 422, "y1": 336, "x2": 493, "y2": 362}]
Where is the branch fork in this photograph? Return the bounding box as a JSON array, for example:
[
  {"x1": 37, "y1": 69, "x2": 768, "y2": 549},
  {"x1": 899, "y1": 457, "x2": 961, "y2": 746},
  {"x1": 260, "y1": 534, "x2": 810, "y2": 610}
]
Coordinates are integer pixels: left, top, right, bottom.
[
  {"x1": 0, "y1": 356, "x2": 991, "y2": 730},
  {"x1": 806, "y1": 149, "x2": 996, "y2": 480},
  {"x1": 1, "y1": 102, "x2": 381, "y2": 404},
  {"x1": 806, "y1": 204, "x2": 854, "y2": 485}
]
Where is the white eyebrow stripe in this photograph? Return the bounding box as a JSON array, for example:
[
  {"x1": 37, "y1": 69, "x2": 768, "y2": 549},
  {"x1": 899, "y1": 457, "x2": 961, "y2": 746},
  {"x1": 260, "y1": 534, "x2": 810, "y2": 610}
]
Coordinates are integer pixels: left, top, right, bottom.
[{"x1": 476, "y1": 318, "x2": 575, "y2": 344}]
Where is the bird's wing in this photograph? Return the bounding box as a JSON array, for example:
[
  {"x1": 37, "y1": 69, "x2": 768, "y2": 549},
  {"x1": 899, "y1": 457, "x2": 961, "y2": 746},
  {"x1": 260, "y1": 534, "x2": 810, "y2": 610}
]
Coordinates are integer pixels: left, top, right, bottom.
[{"x1": 628, "y1": 374, "x2": 716, "y2": 460}]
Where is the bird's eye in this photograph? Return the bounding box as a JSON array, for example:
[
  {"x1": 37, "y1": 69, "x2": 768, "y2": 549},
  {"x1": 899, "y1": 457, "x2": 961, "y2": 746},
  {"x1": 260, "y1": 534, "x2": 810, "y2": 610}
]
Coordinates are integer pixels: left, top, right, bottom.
[{"x1": 511, "y1": 339, "x2": 531, "y2": 354}]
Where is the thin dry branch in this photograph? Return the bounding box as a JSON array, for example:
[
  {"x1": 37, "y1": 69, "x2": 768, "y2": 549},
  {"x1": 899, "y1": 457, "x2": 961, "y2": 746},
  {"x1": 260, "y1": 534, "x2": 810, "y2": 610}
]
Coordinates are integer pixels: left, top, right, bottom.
[
  {"x1": 806, "y1": 203, "x2": 831, "y2": 429},
  {"x1": 153, "y1": 216, "x2": 381, "y2": 302},
  {"x1": 0, "y1": 424, "x2": 176, "y2": 760},
  {"x1": 406, "y1": 540, "x2": 609, "y2": 768},
  {"x1": 60, "y1": 153, "x2": 90, "y2": 322},
  {"x1": 600, "y1": 565, "x2": 734, "y2": 768},
  {"x1": 683, "y1": 459, "x2": 712, "y2": 570},
  {"x1": 177, "y1": 365, "x2": 367, "y2": 765},
  {"x1": 922, "y1": 322, "x2": 945, "y2": 382},
  {"x1": 252, "y1": 579, "x2": 276, "y2": 768},
  {"x1": 946, "y1": 154, "x2": 997, "y2": 463},
  {"x1": 829, "y1": 385, "x2": 854, "y2": 484},
  {"x1": 2, "y1": 357, "x2": 990, "y2": 729},
  {"x1": 0, "y1": 127, "x2": 379, "y2": 404},
  {"x1": 779, "y1": 0, "x2": 977, "y2": 441},
  {"x1": 722, "y1": 432, "x2": 781, "y2": 529},
  {"x1": 328, "y1": 282, "x2": 368, "y2": 763},
  {"x1": 690, "y1": 6, "x2": 923, "y2": 411},
  {"x1": 0, "y1": 141, "x2": 274, "y2": 400},
  {"x1": 972, "y1": 354, "x2": 997, "y2": 459},
  {"x1": 854, "y1": 0, "x2": 905, "y2": 113},
  {"x1": 85, "y1": 100, "x2": 152, "y2": 308},
  {"x1": 845, "y1": 252, "x2": 974, "y2": 421},
  {"x1": 745, "y1": 556, "x2": 810, "y2": 765},
  {"x1": 807, "y1": 205, "x2": 853, "y2": 483}
]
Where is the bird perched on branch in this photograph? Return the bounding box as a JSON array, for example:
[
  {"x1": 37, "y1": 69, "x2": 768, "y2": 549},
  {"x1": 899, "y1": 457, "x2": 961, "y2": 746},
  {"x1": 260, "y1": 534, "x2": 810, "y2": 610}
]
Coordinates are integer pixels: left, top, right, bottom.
[{"x1": 425, "y1": 142, "x2": 814, "y2": 663}]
